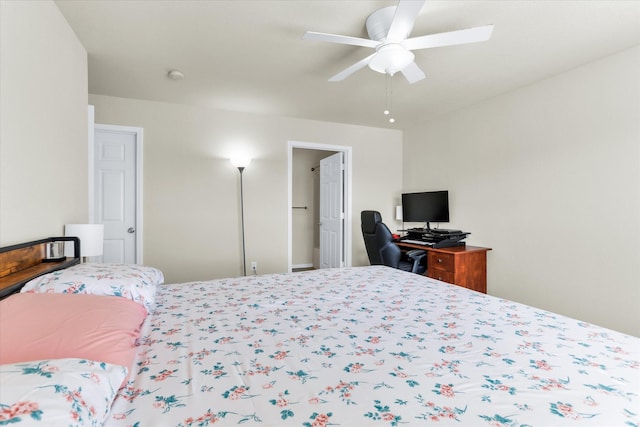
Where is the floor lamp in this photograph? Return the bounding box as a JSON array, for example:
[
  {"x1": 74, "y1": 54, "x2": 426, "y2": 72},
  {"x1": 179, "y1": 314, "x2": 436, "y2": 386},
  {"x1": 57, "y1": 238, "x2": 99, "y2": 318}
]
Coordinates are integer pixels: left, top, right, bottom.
[{"x1": 231, "y1": 156, "x2": 251, "y2": 276}]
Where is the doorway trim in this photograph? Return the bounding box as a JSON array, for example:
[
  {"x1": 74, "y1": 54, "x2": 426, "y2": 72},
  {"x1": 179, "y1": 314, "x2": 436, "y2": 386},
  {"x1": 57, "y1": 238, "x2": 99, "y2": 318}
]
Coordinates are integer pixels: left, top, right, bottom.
[
  {"x1": 287, "y1": 141, "x2": 352, "y2": 272},
  {"x1": 89, "y1": 123, "x2": 144, "y2": 264}
]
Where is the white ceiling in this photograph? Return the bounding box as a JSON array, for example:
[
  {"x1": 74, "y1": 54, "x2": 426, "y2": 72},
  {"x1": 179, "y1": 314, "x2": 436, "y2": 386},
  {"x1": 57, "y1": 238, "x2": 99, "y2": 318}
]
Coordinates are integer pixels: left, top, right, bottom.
[{"x1": 55, "y1": 0, "x2": 640, "y2": 130}]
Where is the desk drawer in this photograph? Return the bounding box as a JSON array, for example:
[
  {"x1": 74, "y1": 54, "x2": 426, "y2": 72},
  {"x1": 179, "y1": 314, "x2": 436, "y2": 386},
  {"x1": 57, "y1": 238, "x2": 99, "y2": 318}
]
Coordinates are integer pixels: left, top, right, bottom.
[
  {"x1": 428, "y1": 252, "x2": 454, "y2": 272},
  {"x1": 427, "y1": 269, "x2": 455, "y2": 284}
]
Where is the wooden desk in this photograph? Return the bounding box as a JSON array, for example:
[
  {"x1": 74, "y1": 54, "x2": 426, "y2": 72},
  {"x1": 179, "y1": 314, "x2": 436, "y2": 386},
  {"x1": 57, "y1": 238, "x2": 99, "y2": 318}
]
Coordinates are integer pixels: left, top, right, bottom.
[{"x1": 396, "y1": 242, "x2": 491, "y2": 293}]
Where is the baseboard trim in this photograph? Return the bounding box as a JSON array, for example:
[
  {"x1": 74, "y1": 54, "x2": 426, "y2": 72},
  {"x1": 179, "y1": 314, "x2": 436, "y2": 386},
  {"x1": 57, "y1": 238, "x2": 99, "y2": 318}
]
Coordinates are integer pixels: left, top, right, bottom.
[{"x1": 292, "y1": 263, "x2": 314, "y2": 269}]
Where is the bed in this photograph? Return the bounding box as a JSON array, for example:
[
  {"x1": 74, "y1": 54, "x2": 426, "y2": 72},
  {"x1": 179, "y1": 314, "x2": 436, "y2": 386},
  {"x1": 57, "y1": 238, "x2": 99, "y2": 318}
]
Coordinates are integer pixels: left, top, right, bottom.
[{"x1": 1, "y1": 240, "x2": 638, "y2": 426}]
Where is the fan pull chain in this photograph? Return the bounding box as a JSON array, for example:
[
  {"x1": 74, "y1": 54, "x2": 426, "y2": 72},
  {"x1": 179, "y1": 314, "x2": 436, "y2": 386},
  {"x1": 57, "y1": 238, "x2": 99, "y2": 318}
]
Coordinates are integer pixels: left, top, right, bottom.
[{"x1": 384, "y1": 74, "x2": 395, "y2": 124}]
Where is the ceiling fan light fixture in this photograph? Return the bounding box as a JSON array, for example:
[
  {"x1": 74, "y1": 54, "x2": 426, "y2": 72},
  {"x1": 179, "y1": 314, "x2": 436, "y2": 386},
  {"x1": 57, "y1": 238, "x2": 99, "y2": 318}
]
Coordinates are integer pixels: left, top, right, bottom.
[{"x1": 368, "y1": 44, "x2": 414, "y2": 75}]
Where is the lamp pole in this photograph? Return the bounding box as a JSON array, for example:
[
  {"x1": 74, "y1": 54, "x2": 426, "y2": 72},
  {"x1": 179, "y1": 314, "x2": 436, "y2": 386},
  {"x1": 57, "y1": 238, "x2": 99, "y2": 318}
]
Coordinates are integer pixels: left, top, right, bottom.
[
  {"x1": 237, "y1": 166, "x2": 246, "y2": 276},
  {"x1": 230, "y1": 156, "x2": 251, "y2": 277}
]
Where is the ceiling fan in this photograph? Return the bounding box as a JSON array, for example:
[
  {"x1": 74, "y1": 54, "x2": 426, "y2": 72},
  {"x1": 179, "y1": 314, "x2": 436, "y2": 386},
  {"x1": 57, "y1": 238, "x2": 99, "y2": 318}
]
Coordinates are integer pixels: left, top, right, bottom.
[{"x1": 303, "y1": 0, "x2": 494, "y2": 84}]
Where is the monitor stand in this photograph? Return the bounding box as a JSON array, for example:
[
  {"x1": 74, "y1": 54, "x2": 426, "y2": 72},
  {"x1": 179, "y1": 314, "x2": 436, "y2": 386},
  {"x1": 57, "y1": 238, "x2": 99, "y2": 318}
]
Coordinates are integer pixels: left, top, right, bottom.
[{"x1": 424, "y1": 223, "x2": 462, "y2": 235}]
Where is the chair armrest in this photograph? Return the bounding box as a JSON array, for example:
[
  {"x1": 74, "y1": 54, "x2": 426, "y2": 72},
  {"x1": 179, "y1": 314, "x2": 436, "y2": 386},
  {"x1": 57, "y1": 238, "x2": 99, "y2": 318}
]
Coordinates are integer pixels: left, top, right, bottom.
[
  {"x1": 406, "y1": 249, "x2": 426, "y2": 262},
  {"x1": 405, "y1": 249, "x2": 426, "y2": 274}
]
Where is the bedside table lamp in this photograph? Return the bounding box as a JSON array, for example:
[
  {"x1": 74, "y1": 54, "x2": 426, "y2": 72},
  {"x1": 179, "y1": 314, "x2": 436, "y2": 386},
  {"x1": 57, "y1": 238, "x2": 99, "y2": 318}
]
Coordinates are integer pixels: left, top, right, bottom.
[
  {"x1": 395, "y1": 205, "x2": 403, "y2": 221},
  {"x1": 64, "y1": 224, "x2": 104, "y2": 263}
]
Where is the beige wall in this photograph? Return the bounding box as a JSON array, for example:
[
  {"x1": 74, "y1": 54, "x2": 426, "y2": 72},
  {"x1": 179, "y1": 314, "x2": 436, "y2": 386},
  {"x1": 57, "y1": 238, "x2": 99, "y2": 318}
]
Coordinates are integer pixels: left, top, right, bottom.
[
  {"x1": 0, "y1": 1, "x2": 88, "y2": 245},
  {"x1": 403, "y1": 46, "x2": 640, "y2": 336},
  {"x1": 89, "y1": 95, "x2": 402, "y2": 283}
]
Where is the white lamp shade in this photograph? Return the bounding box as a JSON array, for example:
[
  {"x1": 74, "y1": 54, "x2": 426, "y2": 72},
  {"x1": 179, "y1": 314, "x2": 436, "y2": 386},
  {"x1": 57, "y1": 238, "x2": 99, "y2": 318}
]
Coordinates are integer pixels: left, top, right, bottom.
[
  {"x1": 395, "y1": 205, "x2": 403, "y2": 221},
  {"x1": 65, "y1": 224, "x2": 104, "y2": 257}
]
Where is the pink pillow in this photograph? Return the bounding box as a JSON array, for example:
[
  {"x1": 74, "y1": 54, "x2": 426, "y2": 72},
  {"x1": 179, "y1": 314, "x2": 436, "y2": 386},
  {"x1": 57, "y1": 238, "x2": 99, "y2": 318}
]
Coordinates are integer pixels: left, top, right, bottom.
[{"x1": 0, "y1": 293, "x2": 147, "y2": 379}]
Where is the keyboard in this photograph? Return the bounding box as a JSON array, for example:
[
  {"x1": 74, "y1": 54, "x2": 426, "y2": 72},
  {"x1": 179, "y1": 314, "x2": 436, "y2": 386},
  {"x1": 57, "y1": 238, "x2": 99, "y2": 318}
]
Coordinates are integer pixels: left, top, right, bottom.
[{"x1": 400, "y1": 239, "x2": 433, "y2": 246}]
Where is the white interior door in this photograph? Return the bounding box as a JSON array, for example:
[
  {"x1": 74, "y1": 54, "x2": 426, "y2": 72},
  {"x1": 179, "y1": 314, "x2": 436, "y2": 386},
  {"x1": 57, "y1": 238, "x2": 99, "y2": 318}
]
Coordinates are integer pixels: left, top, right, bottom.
[
  {"x1": 319, "y1": 152, "x2": 344, "y2": 268},
  {"x1": 94, "y1": 127, "x2": 138, "y2": 263}
]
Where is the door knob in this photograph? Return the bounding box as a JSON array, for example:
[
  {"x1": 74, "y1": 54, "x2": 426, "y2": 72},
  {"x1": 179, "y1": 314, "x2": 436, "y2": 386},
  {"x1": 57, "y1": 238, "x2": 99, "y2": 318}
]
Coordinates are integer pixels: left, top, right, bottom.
[{"x1": 127, "y1": 227, "x2": 135, "y2": 233}]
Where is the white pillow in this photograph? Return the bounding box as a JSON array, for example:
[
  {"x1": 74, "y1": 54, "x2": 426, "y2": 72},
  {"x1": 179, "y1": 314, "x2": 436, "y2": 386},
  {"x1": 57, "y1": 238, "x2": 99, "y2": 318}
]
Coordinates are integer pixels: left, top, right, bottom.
[
  {"x1": 0, "y1": 358, "x2": 127, "y2": 426},
  {"x1": 21, "y1": 263, "x2": 164, "y2": 314}
]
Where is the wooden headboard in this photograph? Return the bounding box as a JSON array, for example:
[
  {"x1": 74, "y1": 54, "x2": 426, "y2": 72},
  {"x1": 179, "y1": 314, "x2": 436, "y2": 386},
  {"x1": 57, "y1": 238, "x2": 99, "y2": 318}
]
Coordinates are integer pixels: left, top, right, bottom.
[{"x1": 0, "y1": 237, "x2": 81, "y2": 298}]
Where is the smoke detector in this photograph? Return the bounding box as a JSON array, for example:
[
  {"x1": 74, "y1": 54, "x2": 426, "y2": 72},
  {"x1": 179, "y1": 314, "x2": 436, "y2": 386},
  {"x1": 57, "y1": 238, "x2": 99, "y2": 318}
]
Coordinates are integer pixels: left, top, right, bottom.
[{"x1": 167, "y1": 69, "x2": 184, "y2": 81}]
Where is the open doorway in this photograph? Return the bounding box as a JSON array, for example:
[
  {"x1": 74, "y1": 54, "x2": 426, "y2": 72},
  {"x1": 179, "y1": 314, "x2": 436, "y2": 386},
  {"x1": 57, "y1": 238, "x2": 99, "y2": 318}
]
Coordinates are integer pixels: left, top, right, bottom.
[
  {"x1": 291, "y1": 148, "x2": 333, "y2": 270},
  {"x1": 287, "y1": 141, "x2": 352, "y2": 272}
]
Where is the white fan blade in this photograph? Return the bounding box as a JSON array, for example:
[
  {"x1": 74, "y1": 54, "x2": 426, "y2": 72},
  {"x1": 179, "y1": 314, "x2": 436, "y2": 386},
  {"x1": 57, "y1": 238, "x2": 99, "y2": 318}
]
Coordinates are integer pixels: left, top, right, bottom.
[
  {"x1": 328, "y1": 53, "x2": 377, "y2": 82},
  {"x1": 387, "y1": 0, "x2": 426, "y2": 41},
  {"x1": 401, "y1": 61, "x2": 426, "y2": 84},
  {"x1": 404, "y1": 25, "x2": 494, "y2": 50},
  {"x1": 303, "y1": 31, "x2": 379, "y2": 49}
]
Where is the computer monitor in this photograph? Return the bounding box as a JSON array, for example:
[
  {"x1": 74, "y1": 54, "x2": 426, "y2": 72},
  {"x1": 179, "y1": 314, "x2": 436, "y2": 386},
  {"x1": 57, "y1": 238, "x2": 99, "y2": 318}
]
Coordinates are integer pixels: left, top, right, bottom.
[{"x1": 401, "y1": 190, "x2": 449, "y2": 230}]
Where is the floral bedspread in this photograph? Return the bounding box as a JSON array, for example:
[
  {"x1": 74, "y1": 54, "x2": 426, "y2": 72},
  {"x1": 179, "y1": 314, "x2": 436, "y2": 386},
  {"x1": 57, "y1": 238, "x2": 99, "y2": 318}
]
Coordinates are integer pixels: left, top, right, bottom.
[{"x1": 106, "y1": 266, "x2": 639, "y2": 426}]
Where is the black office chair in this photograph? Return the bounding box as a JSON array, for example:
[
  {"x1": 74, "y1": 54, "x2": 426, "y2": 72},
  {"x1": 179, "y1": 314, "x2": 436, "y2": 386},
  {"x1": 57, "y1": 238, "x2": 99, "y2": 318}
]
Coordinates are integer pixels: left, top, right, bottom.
[{"x1": 361, "y1": 210, "x2": 426, "y2": 274}]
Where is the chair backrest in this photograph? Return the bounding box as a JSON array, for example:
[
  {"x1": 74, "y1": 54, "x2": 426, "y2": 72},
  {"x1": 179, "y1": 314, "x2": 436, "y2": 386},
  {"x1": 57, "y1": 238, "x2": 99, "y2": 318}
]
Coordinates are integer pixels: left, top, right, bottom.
[{"x1": 361, "y1": 210, "x2": 400, "y2": 268}]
